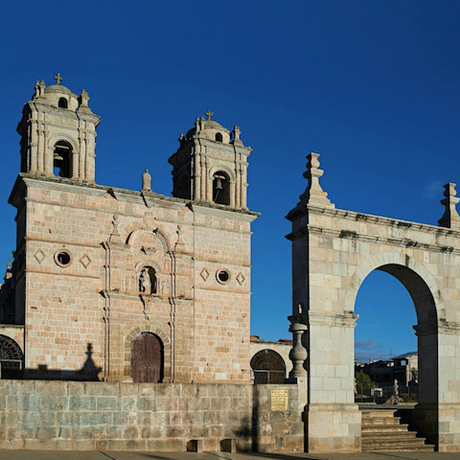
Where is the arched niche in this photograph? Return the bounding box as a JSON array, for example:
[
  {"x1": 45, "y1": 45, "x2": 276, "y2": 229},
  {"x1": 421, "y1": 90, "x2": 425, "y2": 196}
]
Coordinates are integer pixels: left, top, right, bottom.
[
  {"x1": 250, "y1": 349, "x2": 287, "y2": 384},
  {"x1": 0, "y1": 335, "x2": 23, "y2": 379},
  {"x1": 138, "y1": 266, "x2": 158, "y2": 295}
]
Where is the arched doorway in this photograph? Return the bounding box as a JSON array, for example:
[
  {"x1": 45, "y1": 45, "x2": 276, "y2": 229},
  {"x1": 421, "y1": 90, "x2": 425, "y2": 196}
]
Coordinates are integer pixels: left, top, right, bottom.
[
  {"x1": 0, "y1": 335, "x2": 23, "y2": 379},
  {"x1": 250, "y1": 349, "x2": 286, "y2": 384},
  {"x1": 130, "y1": 332, "x2": 164, "y2": 383},
  {"x1": 355, "y1": 269, "x2": 418, "y2": 402},
  {"x1": 355, "y1": 264, "x2": 438, "y2": 409}
]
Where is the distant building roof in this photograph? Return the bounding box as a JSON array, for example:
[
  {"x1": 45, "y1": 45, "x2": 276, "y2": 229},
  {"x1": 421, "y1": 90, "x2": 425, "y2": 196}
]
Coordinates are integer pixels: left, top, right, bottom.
[{"x1": 393, "y1": 351, "x2": 417, "y2": 359}]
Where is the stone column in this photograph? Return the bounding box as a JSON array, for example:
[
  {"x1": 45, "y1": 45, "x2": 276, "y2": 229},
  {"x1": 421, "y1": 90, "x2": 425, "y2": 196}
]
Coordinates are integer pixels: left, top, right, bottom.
[
  {"x1": 305, "y1": 311, "x2": 361, "y2": 453},
  {"x1": 229, "y1": 181, "x2": 236, "y2": 208}
]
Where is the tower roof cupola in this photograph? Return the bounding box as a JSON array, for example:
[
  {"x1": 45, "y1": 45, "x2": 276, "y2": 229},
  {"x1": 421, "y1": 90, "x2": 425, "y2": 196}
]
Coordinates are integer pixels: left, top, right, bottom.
[
  {"x1": 186, "y1": 111, "x2": 234, "y2": 144},
  {"x1": 18, "y1": 75, "x2": 100, "y2": 182},
  {"x1": 169, "y1": 111, "x2": 252, "y2": 210}
]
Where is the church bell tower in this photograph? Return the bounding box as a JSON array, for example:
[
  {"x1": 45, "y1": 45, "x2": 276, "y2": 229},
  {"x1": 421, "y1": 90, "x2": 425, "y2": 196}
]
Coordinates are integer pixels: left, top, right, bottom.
[
  {"x1": 17, "y1": 74, "x2": 100, "y2": 182},
  {"x1": 168, "y1": 111, "x2": 252, "y2": 210}
]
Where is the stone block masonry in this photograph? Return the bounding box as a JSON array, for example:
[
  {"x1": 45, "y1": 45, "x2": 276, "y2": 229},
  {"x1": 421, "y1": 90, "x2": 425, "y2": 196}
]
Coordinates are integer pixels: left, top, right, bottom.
[{"x1": 0, "y1": 380, "x2": 304, "y2": 453}]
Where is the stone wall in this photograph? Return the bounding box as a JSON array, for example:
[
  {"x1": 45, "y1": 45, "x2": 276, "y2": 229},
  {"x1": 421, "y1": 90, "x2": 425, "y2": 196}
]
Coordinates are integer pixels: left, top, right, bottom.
[
  {"x1": 12, "y1": 177, "x2": 256, "y2": 384},
  {"x1": 0, "y1": 380, "x2": 304, "y2": 453}
]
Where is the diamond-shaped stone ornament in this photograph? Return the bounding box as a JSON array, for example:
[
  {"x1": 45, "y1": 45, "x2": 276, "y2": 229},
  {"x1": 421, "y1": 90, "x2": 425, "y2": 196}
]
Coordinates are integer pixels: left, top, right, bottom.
[
  {"x1": 34, "y1": 249, "x2": 46, "y2": 264},
  {"x1": 80, "y1": 254, "x2": 92, "y2": 269},
  {"x1": 236, "y1": 272, "x2": 245, "y2": 285},
  {"x1": 200, "y1": 268, "x2": 210, "y2": 282}
]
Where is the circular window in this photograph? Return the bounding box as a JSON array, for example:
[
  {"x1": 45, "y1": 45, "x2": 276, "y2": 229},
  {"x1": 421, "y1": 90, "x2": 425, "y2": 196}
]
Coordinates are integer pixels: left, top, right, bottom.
[
  {"x1": 216, "y1": 269, "x2": 231, "y2": 285},
  {"x1": 54, "y1": 249, "x2": 72, "y2": 268}
]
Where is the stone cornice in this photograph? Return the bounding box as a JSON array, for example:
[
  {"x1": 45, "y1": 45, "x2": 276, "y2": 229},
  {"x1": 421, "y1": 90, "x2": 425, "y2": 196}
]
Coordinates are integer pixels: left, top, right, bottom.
[
  {"x1": 289, "y1": 203, "x2": 460, "y2": 237},
  {"x1": 26, "y1": 268, "x2": 100, "y2": 280},
  {"x1": 307, "y1": 311, "x2": 358, "y2": 327},
  {"x1": 11, "y1": 175, "x2": 260, "y2": 221},
  {"x1": 287, "y1": 224, "x2": 460, "y2": 255},
  {"x1": 100, "y1": 290, "x2": 193, "y2": 304},
  {"x1": 286, "y1": 204, "x2": 460, "y2": 252},
  {"x1": 414, "y1": 320, "x2": 460, "y2": 336}
]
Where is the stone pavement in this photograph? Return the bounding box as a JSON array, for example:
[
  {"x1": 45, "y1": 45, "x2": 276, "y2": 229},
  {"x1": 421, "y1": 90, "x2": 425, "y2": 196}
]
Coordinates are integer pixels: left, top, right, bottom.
[{"x1": 1, "y1": 451, "x2": 460, "y2": 460}]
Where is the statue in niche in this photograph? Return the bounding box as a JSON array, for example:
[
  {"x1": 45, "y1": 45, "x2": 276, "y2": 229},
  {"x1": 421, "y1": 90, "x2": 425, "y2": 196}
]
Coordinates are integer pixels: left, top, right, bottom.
[{"x1": 139, "y1": 267, "x2": 157, "y2": 295}]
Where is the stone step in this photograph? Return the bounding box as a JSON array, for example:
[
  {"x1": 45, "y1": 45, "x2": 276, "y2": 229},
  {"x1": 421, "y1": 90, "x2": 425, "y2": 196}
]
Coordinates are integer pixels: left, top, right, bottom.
[
  {"x1": 362, "y1": 438, "x2": 433, "y2": 448},
  {"x1": 362, "y1": 417, "x2": 403, "y2": 426},
  {"x1": 360, "y1": 409, "x2": 434, "y2": 452},
  {"x1": 362, "y1": 444, "x2": 435, "y2": 452},
  {"x1": 361, "y1": 410, "x2": 397, "y2": 415},
  {"x1": 362, "y1": 431, "x2": 417, "y2": 440},
  {"x1": 362, "y1": 423, "x2": 410, "y2": 432}
]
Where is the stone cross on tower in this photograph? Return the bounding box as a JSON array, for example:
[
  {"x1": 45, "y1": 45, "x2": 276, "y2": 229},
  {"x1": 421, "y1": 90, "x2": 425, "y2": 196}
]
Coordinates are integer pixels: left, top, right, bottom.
[
  {"x1": 54, "y1": 73, "x2": 63, "y2": 85},
  {"x1": 206, "y1": 110, "x2": 214, "y2": 121}
]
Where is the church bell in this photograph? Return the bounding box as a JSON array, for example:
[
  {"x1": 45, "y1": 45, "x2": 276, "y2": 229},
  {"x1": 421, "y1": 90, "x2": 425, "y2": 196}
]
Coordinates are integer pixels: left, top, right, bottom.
[{"x1": 215, "y1": 177, "x2": 224, "y2": 191}]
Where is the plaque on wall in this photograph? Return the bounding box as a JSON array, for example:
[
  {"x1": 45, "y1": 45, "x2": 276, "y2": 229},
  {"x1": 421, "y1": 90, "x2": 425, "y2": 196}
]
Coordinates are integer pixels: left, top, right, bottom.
[{"x1": 271, "y1": 388, "x2": 288, "y2": 411}]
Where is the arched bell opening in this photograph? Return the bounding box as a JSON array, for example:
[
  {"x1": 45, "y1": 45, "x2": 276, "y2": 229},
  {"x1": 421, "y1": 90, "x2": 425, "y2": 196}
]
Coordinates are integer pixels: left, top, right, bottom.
[
  {"x1": 250, "y1": 349, "x2": 286, "y2": 384},
  {"x1": 212, "y1": 171, "x2": 230, "y2": 205},
  {"x1": 53, "y1": 140, "x2": 73, "y2": 178}
]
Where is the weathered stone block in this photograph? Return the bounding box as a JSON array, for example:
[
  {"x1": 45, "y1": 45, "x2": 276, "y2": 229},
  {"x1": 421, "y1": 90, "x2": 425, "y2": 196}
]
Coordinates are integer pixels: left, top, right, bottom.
[
  {"x1": 68, "y1": 396, "x2": 89, "y2": 411},
  {"x1": 96, "y1": 397, "x2": 121, "y2": 411}
]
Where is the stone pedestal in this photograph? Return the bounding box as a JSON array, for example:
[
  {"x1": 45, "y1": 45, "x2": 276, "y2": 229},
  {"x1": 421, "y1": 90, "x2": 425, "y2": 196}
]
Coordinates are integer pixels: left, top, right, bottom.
[{"x1": 305, "y1": 403, "x2": 361, "y2": 453}]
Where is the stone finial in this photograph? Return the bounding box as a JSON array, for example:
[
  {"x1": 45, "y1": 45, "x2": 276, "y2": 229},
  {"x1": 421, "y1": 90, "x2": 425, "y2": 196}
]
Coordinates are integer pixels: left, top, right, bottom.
[
  {"x1": 33, "y1": 80, "x2": 46, "y2": 99},
  {"x1": 206, "y1": 110, "x2": 214, "y2": 121},
  {"x1": 34, "y1": 81, "x2": 40, "y2": 98},
  {"x1": 299, "y1": 153, "x2": 334, "y2": 208},
  {"x1": 4, "y1": 260, "x2": 12, "y2": 280},
  {"x1": 438, "y1": 183, "x2": 460, "y2": 230},
  {"x1": 178, "y1": 133, "x2": 186, "y2": 145},
  {"x1": 174, "y1": 224, "x2": 185, "y2": 252},
  {"x1": 142, "y1": 169, "x2": 152, "y2": 192},
  {"x1": 79, "y1": 89, "x2": 90, "y2": 107},
  {"x1": 195, "y1": 117, "x2": 203, "y2": 133},
  {"x1": 109, "y1": 215, "x2": 123, "y2": 244},
  {"x1": 233, "y1": 125, "x2": 242, "y2": 145}
]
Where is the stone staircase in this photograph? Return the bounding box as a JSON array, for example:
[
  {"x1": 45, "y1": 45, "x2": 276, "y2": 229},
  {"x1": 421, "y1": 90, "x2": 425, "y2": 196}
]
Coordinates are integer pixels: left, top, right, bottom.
[{"x1": 361, "y1": 409, "x2": 435, "y2": 452}]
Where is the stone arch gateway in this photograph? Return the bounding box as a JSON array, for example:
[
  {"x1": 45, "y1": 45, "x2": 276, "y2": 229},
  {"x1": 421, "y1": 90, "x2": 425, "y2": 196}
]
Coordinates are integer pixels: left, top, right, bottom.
[{"x1": 286, "y1": 153, "x2": 460, "y2": 453}]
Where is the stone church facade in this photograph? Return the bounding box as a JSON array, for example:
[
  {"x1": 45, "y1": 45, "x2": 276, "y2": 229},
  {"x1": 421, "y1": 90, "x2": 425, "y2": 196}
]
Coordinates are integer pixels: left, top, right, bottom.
[{"x1": 0, "y1": 78, "x2": 258, "y2": 384}]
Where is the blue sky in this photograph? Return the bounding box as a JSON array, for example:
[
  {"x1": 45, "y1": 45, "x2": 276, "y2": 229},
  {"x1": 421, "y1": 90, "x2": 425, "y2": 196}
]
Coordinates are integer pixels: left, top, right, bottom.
[{"x1": 1, "y1": 1, "x2": 460, "y2": 361}]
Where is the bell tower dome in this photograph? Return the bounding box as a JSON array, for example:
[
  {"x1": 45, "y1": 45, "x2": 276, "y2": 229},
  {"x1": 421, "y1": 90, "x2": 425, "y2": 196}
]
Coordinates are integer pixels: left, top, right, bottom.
[
  {"x1": 168, "y1": 111, "x2": 252, "y2": 210},
  {"x1": 17, "y1": 74, "x2": 100, "y2": 182}
]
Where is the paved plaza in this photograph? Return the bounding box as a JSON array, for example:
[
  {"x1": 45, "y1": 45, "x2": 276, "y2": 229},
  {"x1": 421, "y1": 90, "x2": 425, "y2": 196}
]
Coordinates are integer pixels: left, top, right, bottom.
[{"x1": 1, "y1": 451, "x2": 460, "y2": 460}]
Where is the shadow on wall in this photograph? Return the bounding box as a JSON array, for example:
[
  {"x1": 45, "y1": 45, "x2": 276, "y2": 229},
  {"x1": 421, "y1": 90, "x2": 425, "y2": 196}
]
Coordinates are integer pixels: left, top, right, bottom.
[
  {"x1": 21, "y1": 343, "x2": 102, "y2": 381},
  {"x1": 232, "y1": 385, "x2": 259, "y2": 452}
]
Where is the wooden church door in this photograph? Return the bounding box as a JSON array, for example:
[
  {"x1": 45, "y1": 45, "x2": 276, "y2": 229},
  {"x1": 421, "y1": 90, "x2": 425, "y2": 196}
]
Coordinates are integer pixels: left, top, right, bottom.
[{"x1": 130, "y1": 332, "x2": 163, "y2": 383}]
